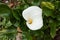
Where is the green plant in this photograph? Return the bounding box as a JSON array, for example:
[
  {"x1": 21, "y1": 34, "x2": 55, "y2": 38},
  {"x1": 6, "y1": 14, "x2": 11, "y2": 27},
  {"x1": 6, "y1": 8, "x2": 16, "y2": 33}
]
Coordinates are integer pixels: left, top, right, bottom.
[{"x1": 0, "y1": 0, "x2": 60, "y2": 40}]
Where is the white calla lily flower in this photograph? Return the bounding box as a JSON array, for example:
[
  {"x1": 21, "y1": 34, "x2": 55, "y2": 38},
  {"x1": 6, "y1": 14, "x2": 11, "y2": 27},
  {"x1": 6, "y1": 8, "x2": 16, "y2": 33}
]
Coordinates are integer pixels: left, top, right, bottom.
[{"x1": 22, "y1": 6, "x2": 43, "y2": 30}]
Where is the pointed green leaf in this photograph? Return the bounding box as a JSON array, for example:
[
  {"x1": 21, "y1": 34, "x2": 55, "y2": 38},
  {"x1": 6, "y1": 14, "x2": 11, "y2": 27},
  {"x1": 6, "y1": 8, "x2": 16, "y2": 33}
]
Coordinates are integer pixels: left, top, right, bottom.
[{"x1": 49, "y1": 19, "x2": 56, "y2": 38}]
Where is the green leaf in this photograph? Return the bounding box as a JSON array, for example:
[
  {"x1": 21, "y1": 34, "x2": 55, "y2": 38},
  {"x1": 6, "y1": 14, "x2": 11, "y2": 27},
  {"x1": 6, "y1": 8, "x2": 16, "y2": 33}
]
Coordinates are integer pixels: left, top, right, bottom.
[
  {"x1": 5, "y1": 21, "x2": 12, "y2": 28},
  {"x1": 43, "y1": 34, "x2": 52, "y2": 40},
  {"x1": 14, "y1": 21, "x2": 20, "y2": 27},
  {"x1": 0, "y1": 17, "x2": 6, "y2": 26},
  {"x1": 49, "y1": 19, "x2": 56, "y2": 38},
  {"x1": 23, "y1": 32, "x2": 32, "y2": 40},
  {"x1": 57, "y1": 15, "x2": 60, "y2": 21},
  {"x1": 0, "y1": 3, "x2": 11, "y2": 17},
  {"x1": 41, "y1": 2, "x2": 55, "y2": 10},
  {"x1": 55, "y1": 1, "x2": 60, "y2": 9},
  {"x1": 43, "y1": 8, "x2": 53, "y2": 17},
  {"x1": 32, "y1": 0, "x2": 41, "y2": 6},
  {"x1": 12, "y1": 9, "x2": 20, "y2": 20}
]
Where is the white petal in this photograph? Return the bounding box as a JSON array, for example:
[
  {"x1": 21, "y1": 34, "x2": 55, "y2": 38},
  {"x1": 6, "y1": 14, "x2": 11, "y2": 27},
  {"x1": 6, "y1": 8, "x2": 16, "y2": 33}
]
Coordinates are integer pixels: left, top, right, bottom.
[
  {"x1": 22, "y1": 6, "x2": 43, "y2": 30},
  {"x1": 22, "y1": 6, "x2": 42, "y2": 20},
  {"x1": 26, "y1": 18, "x2": 43, "y2": 30}
]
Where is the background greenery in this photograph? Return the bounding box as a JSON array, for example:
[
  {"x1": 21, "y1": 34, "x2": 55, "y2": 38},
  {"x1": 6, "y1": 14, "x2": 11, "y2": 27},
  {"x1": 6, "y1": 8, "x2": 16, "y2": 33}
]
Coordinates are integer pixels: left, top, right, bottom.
[{"x1": 0, "y1": 0, "x2": 60, "y2": 40}]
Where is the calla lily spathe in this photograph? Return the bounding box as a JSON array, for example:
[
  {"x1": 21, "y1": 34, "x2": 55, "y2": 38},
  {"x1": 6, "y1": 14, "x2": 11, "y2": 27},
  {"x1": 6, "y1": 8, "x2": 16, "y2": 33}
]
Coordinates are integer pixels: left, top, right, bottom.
[{"x1": 22, "y1": 6, "x2": 43, "y2": 30}]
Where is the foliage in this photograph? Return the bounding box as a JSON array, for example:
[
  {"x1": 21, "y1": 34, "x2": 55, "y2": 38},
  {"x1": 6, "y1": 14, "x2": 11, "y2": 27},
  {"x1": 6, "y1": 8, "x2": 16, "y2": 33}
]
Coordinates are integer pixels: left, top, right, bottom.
[{"x1": 0, "y1": 0, "x2": 60, "y2": 40}]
